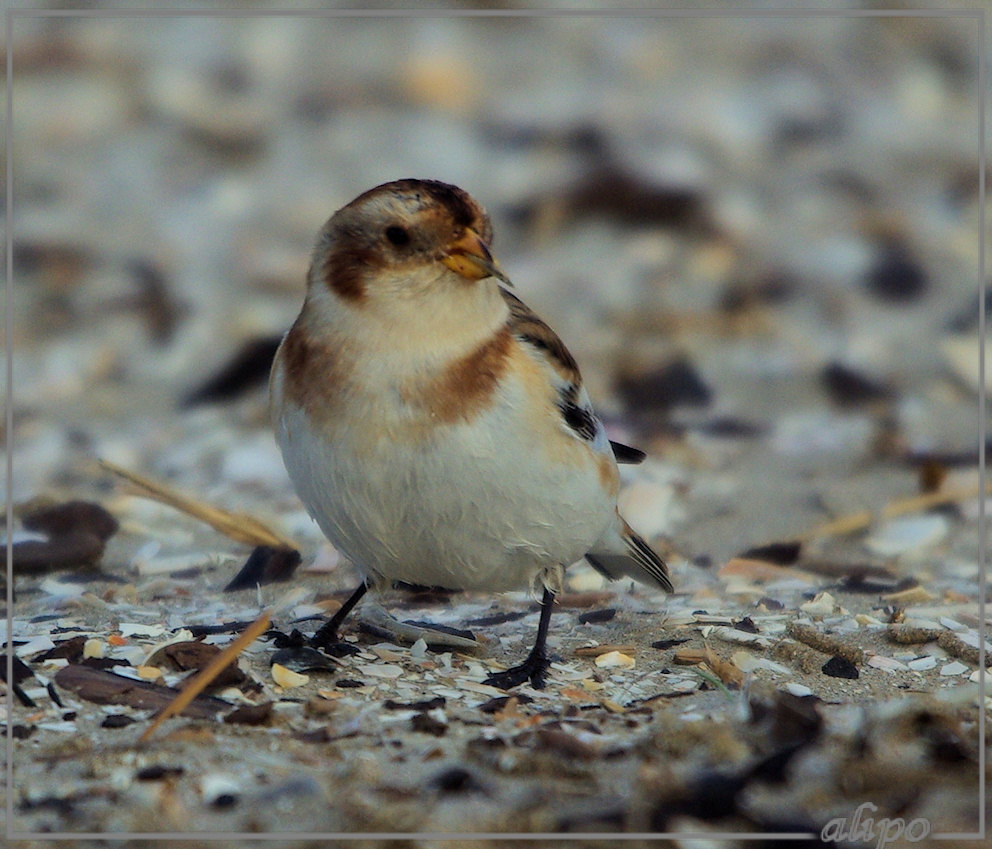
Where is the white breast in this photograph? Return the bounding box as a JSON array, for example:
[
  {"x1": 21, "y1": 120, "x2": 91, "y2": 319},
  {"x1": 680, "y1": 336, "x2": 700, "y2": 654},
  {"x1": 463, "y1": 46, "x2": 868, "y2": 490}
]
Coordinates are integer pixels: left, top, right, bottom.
[{"x1": 271, "y1": 358, "x2": 615, "y2": 593}]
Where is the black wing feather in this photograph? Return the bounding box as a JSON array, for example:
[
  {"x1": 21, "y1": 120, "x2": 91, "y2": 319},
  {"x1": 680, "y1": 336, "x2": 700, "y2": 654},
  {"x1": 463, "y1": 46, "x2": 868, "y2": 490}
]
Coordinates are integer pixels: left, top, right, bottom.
[{"x1": 609, "y1": 441, "x2": 645, "y2": 464}]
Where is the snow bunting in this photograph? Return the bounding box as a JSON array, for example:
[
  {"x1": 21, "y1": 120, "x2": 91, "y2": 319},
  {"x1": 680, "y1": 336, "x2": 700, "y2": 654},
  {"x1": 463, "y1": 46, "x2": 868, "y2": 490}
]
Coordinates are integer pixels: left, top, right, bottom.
[{"x1": 270, "y1": 179, "x2": 672, "y2": 689}]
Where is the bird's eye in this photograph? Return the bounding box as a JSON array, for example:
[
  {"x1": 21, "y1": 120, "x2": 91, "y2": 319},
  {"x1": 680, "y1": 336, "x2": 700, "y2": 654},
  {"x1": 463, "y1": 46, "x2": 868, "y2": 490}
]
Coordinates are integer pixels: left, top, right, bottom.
[{"x1": 384, "y1": 226, "x2": 411, "y2": 247}]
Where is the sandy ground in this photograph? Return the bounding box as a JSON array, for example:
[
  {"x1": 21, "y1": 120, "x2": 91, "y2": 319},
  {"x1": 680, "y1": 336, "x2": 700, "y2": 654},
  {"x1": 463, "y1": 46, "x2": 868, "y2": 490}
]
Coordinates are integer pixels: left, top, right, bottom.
[{"x1": 4, "y1": 3, "x2": 989, "y2": 846}]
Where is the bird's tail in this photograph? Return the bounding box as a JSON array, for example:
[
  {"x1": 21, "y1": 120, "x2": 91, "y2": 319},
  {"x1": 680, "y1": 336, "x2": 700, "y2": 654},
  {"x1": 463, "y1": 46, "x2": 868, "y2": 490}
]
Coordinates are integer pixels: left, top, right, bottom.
[{"x1": 584, "y1": 516, "x2": 673, "y2": 593}]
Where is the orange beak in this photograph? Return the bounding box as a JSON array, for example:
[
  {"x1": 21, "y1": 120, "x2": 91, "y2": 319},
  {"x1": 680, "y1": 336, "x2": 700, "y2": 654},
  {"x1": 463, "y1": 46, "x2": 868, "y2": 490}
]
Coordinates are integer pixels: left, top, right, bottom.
[{"x1": 441, "y1": 228, "x2": 512, "y2": 286}]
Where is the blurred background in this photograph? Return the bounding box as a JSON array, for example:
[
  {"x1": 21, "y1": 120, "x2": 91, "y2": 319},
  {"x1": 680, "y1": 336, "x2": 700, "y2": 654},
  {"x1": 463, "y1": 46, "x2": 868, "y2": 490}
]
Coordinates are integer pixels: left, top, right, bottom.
[
  {"x1": 7, "y1": 3, "x2": 984, "y2": 564},
  {"x1": 5, "y1": 4, "x2": 988, "y2": 838}
]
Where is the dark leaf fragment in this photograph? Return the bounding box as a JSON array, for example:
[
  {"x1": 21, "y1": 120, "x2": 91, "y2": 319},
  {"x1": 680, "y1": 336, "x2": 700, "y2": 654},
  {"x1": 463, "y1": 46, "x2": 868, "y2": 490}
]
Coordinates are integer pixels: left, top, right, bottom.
[
  {"x1": 429, "y1": 765, "x2": 487, "y2": 795},
  {"x1": 136, "y1": 764, "x2": 185, "y2": 781},
  {"x1": 270, "y1": 646, "x2": 337, "y2": 674},
  {"x1": 13, "y1": 533, "x2": 107, "y2": 572},
  {"x1": 182, "y1": 335, "x2": 281, "y2": 407},
  {"x1": 616, "y1": 358, "x2": 712, "y2": 414},
  {"x1": 839, "y1": 573, "x2": 916, "y2": 594},
  {"x1": 162, "y1": 640, "x2": 247, "y2": 687},
  {"x1": 739, "y1": 540, "x2": 802, "y2": 565},
  {"x1": 821, "y1": 361, "x2": 892, "y2": 407},
  {"x1": 566, "y1": 167, "x2": 712, "y2": 231},
  {"x1": 22, "y1": 500, "x2": 119, "y2": 540},
  {"x1": 733, "y1": 617, "x2": 759, "y2": 634},
  {"x1": 749, "y1": 690, "x2": 823, "y2": 747},
  {"x1": 477, "y1": 693, "x2": 533, "y2": 713},
  {"x1": 224, "y1": 545, "x2": 301, "y2": 591},
  {"x1": 577, "y1": 607, "x2": 617, "y2": 624},
  {"x1": 411, "y1": 711, "x2": 447, "y2": 736},
  {"x1": 124, "y1": 259, "x2": 187, "y2": 345},
  {"x1": 14, "y1": 500, "x2": 119, "y2": 573},
  {"x1": 102, "y1": 714, "x2": 137, "y2": 729},
  {"x1": 864, "y1": 242, "x2": 928, "y2": 302},
  {"x1": 223, "y1": 702, "x2": 274, "y2": 726},
  {"x1": 384, "y1": 696, "x2": 446, "y2": 712},
  {"x1": 294, "y1": 726, "x2": 332, "y2": 744},
  {"x1": 692, "y1": 416, "x2": 765, "y2": 438},
  {"x1": 188, "y1": 620, "x2": 259, "y2": 637},
  {"x1": 2, "y1": 653, "x2": 37, "y2": 686},
  {"x1": 54, "y1": 664, "x2": 230, "y2": 718},
  {"x1": 822, "y1": 655, "x2": 860, "y2": 679},
  {"x1": 650, "y1": 638, "x2": 689, "y2": 650},
  {"x1": 466, "y1": 610, "x2": 529, "y2": 627}
]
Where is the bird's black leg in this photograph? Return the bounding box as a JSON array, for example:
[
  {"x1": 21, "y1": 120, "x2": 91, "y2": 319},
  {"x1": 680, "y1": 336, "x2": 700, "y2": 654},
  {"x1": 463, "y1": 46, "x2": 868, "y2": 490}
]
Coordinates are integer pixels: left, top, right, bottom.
[
  {"x1": 310, "y1": 581, "x2": 368, "y2": 651},
  {"x1": 483, "y1": 587, "x2": 556, "y2": 690}
]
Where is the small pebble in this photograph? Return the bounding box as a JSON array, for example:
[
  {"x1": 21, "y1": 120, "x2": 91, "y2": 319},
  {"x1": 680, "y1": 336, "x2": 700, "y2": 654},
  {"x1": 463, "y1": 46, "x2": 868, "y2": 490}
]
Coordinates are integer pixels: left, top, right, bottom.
[{"x1": 939, "y1": 661, "x2": 969, "y2": 677}]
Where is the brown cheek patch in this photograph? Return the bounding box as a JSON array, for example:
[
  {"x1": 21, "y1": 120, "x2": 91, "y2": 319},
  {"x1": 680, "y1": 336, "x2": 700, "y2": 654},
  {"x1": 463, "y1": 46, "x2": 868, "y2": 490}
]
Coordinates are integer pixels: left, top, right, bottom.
[
  {"x1": 420, "y1": 326, "x2": 513, "y2": 424},
  {"x1": 321, "y1": 245, "x2": 383, "y2": 301}
]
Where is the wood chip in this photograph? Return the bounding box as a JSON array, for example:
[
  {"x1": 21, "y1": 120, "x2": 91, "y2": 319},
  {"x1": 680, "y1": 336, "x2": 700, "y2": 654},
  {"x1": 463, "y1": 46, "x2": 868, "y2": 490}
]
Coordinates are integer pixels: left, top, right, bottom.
[
  {"x1": 223, "y1": 702, "x2": 273, "y2": 726},
  {"x1": 672, "y1": 648, "x2": 710, "y2": 665},
  {"x1": 702, "y1": 648, "x2": 744, "y2": 688},
  {"x1": 54, "y1": 664, "x2": 228, "y2": 719},
  {"x1": 160, "y1": 640, "x2": 247, "y2": 687},
  {"x1": 574, "y1": 644, "x2": 636, "y2": 657},
  {"x1": 671, "y1": 647, "x2": 742, "y2": 688}
]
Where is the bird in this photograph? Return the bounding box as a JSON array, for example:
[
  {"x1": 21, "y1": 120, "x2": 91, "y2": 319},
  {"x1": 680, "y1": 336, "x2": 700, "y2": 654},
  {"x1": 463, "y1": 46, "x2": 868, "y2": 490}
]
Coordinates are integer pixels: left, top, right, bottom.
[{"x1": 270, "y1": 178, "x2": 673, "y2": 689}]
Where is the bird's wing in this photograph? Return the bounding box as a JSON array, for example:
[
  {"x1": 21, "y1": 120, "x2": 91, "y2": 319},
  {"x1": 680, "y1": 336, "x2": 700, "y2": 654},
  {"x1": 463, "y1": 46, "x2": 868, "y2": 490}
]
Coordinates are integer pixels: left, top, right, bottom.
[{"x1": 501, "y1": 288, "x2": 611, "y2": 454}]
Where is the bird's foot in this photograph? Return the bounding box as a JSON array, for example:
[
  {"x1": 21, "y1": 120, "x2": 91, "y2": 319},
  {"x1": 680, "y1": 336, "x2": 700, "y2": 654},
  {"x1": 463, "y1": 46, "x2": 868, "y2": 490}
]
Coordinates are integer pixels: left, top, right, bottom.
[
  {"x1": 308, "y1": 621, "x2": 357, "y2": 656},
  {"x1": 483, "y1": 651, "x2": 550, "y2": 690}
]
